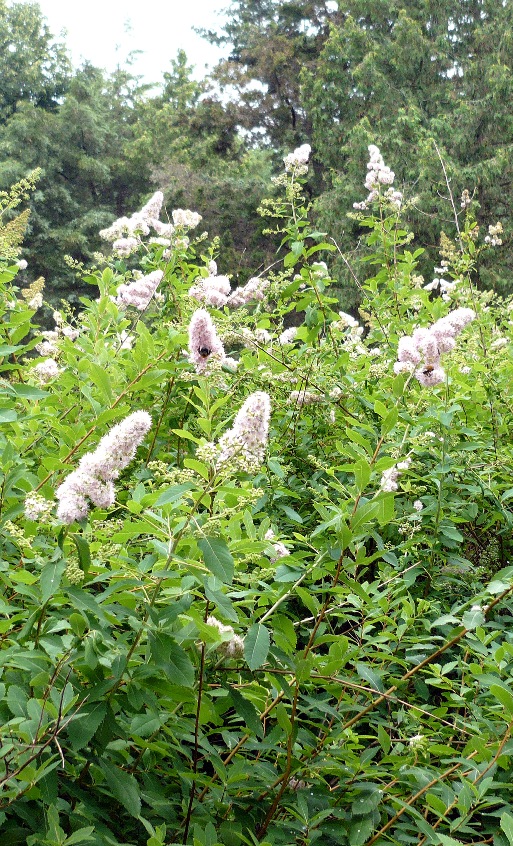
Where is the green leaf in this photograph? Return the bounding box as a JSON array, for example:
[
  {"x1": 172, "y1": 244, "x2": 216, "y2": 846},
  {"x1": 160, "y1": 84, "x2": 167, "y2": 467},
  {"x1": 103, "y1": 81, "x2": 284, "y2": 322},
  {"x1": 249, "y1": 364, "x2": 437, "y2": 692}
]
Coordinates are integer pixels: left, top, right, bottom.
[
  {"x1": 227, "y1": 686, "x2": 263, "y2": 737},
  {"x1": 356, "y1": 663, "x2": 384, "y2": 693},
  {"x1": 10, "y1": 383, "x2": 48, "y2": 400},
  {"x1": 198, "y1": 537, "x2": 234, "y2": 584},
  {"x1": 353, "y1": 459, "x2": 371, "y2": 492},
  {"x1": 65, "y1": 827, "x2": 95, "y2": 845},
  {"x1": 490, "y1": 684, "x2": 513, "y2": 716},
  {"x1": 0, "y1": 344, "x2": 23, "y2": 355},
  {"x1": 88, "y1": 362, "x2": 113, "y2": 403},
  {"x1": 184, "y1": 458, "x2": 210, "y2": 480},
  {"x1": 436, "y1": 835, "x2": 466, "y2": 846},
  {"x1": 244, "y1": 623, "x2": 270, "y2": 670},
  {"x1": 381, "y1": 408, "x2": 398, "y2": 436},
  {"x1": 148, "y1": 632, "x2": 195, "y2": 687},
  {"x1": 500, "y1": 811, "x2": 513, "y2": 846},
  {"x1": 348, "y1": 816, "x2": 374, "y2": 846},
  {"x1": 278, "y1": 504, "x2": 303, "y2": 523},
  {"x1": 67, "y1": 703, "x2": 107, "y2": 751},
  {"x1": 0, "y1": 409, "x2": 17, "y2": 423},
  {"x1": 70, "y1": 534, "x2": 91, "y2": 575},
  {"x1": 99, "y1": 760, "x2": 141, "y2": 818},
  {"x1": 155, "y1": 482, "x2": 194, "y2": 506},
  {"x1": 130, "y1": 712, "x2": 161, "y2": 738},
  {"x1": 40, "y1": 558, "x2": 66, "y2": 603},
  {"x1": 351, "y1": 785, "x2": 383, "y2": 816},
  {"x1": 462, "y1": 607, "x2": 485, "y2": 630}
]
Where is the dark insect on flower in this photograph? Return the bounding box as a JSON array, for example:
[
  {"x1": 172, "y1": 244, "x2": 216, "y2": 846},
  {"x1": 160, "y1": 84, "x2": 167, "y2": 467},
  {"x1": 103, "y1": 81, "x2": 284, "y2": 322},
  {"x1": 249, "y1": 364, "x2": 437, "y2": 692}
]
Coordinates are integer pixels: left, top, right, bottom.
[
  {"x1": 198, "y1": 346, "x2": 211, "y2": 358},
  {"x1": 422, "y1": 365, "x2": 435, "y2": 375}
]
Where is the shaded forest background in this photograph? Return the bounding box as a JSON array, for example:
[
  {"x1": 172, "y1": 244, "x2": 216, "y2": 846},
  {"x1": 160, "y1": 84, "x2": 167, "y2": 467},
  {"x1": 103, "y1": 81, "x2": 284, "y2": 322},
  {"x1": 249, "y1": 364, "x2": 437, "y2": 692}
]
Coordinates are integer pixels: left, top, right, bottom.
[{"x1": 2, "y1": 0, "x2": 513, "y2": 307}]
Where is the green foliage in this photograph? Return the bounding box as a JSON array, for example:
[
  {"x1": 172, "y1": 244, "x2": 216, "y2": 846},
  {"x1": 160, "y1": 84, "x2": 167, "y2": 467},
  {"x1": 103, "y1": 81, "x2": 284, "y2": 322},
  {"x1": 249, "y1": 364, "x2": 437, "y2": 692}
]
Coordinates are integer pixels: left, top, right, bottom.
[{"x1": 2, "y1": 144, "x2": 513, "y2": 846}]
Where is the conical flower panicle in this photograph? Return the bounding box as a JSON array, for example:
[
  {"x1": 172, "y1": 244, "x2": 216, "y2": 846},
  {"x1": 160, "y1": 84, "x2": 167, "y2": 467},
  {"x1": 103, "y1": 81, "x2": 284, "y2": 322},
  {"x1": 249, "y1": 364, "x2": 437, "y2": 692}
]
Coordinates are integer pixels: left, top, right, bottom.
[
  {"x1": 394, "y1": 307, "x2": 475, "y2": 387},
  {"x1": 55, "y1": 411, "x2": 152, "y2": 524},
  {"x1": 217, "y1": 391, "x2": 271, "y2": 473},
  {"x1": 188, "y1": 309, "x2": 226, "y2": 372}
]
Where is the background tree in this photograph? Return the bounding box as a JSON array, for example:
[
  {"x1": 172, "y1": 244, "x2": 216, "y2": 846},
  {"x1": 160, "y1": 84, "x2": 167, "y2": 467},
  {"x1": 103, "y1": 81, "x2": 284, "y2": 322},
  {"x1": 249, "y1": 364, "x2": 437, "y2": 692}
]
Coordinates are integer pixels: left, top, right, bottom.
[
  {"x1": 202, "y1": 0, "x2": 339, "y2": 149},
  {"x1": 302, "y1": 0, "x2": 513, "y2": 299},
  {"x1": 0, "y1": 0, "x2": 70, "y2": 122},
  {"x1": 0, "y1": 62, "x2": 152, "y2": 301},
  {"x1": 129, "y1": 51, "x2": 277, "y2": 277}
]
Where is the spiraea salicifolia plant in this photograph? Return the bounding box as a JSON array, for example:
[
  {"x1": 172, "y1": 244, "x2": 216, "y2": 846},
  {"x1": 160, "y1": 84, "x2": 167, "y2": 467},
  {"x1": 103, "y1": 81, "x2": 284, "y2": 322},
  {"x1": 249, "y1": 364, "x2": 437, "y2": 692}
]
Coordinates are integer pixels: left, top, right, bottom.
[{"x1": 3, "y1": 144, "x2": 513, "y2": 846}]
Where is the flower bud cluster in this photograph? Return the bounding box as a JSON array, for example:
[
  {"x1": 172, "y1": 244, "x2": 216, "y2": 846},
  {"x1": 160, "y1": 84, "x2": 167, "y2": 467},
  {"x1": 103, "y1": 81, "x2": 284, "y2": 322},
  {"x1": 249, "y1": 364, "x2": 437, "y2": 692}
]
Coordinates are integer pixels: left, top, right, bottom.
[
  {"x1": 290, "y1": 389, "x2": 323, "y2": 408},
  {"x1": 55, "y1": 411, "x2": 152, "y2": 524},
  {"x1": 21, "y1": 277, "x2": 45, "y2": 311},
  {"x1": 394, "y1": 307, "x2": 475, "y2": 387},
  {"x1": 65, "y1": 560, "x2": 84, "y2": 585}
]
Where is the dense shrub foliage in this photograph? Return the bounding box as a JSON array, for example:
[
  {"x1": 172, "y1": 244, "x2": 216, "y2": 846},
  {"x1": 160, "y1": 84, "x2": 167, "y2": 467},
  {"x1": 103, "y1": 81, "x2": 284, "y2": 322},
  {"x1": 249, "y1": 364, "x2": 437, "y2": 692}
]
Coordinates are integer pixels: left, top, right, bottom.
[{"x1": 2, "y1": 148, "x2": 513, "y2": 846}]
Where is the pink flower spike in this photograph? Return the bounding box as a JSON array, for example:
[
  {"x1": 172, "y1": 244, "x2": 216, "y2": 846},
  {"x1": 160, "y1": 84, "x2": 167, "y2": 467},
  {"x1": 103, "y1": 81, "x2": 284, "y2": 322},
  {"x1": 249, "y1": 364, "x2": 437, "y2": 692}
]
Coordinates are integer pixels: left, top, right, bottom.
[
  {"x1": 188, "y1": 309, "x2": 226, "y2": 372},
  {"x1": 217, "y1": 391, "x2": 271, "y2": 473},
  {"x1": 55, "y1": 411, "x2": 152, "y2": 524}
]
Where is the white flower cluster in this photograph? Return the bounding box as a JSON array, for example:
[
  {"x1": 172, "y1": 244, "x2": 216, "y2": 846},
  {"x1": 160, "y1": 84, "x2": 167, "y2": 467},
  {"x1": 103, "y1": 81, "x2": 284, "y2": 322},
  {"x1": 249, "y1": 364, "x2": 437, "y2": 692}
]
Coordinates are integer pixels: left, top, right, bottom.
[
  {"x1": 423, "y1": 272, "x2": 461, "y2": 302},
  {"x1": 331, "y1": 311, "x2": 367, "y2": 357},
  {"x1": 289, "y1": 389, "x2": 323, "y2": 407},
  {"x1": 100, "y1": 191, "x2": 165, "y2": 255},
  {"x1": 189, "y1": 269, "x2": 270, "y2": 309},
  {"x1": 240, "y1": 327, "x2": 272, "y2": 348},
  {"x1": 189, "y1": 273, "x2": 232, "y2": 308},
  {"x1": 115, "y1": 270, "x2": 164, "y2": 311},
  {"x1": 16, "y1": 259, "x2": 28, "y2": 270},
  {"x1": 354, "y1": 144, "x2": 403, "y2": 210},
  {"x1": 278, "y1": 327, "x2": 297, "y2": 345},
  {"x1": 394, "y1": 307, "x2": 476, "y2": 387},
  {"x1": 226, "y1": 276, "x2": 270, "y2": 308},
  {"x1": 100, "y1": 192, "x2": 201, "y2": 259},
  {"x1": 33, "y1": 358, "x2": 61, "y2": 383},
  {"x1": 380, "y1": 457, "x2": 411, "y2": 492},
  {"x1": 283, "y1": 143, "x2": 311, "y2": 174},
  {"x1": 206, "y1": 616, "x2": 244, "y2": 659},
  {"x1": 485, "y1": 222, "x2": 503, "y2": 247},
  {"x1": 27, "y1": 292, "x2": 43, "y2": 310},
  {"x1": 211, "y1": 391, "x2": 271, "y2": 473},
  {"x1": 264, "y1": 528, "x2": 291, "y2": 561},
  {"x1": 172, "y1": 209, "x2": 202, "y2": 229},
  {"x1": 24, "y1": 492, "x2": 54, "y2": 522},
  {"x1": 33, "y1": 312, "x2": 80, "y2": 377},
  {"x1": 55, "y1": 411, "x2": 152, "y2": 524}
]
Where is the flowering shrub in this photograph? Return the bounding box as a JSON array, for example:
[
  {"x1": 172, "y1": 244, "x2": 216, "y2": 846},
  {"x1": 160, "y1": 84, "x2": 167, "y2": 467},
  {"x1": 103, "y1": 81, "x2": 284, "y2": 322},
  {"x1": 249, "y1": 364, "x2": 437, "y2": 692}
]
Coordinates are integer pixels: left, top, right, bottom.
[{"x1": 2, "y1": 147, "x2": 513, "y2": 846}]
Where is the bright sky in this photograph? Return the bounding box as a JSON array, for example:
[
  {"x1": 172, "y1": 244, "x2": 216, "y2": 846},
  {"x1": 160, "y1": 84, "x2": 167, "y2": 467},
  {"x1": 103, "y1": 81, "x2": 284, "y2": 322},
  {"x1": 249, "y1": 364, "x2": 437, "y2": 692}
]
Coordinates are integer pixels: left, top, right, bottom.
[{"x1": 31, "y1": 0, "x2": 228, "y2": 86}]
